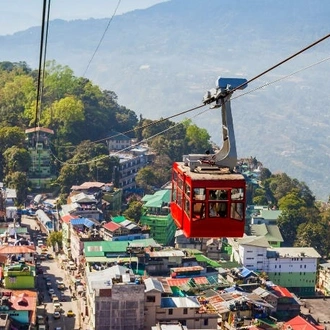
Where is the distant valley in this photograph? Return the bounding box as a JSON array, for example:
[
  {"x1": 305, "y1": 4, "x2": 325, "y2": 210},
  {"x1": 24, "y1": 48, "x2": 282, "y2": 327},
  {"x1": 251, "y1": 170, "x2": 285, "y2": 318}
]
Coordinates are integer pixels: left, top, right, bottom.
[{"x1": 0, "y1": 0, "x2": 329, "y2": 200}]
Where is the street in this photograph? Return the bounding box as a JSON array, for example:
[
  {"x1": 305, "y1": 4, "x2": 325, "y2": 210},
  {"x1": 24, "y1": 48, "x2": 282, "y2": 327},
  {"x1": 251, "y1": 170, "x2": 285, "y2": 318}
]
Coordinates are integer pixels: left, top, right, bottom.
[{"x1": 21, "y1": 215, "x2": 84, "y2": 330}]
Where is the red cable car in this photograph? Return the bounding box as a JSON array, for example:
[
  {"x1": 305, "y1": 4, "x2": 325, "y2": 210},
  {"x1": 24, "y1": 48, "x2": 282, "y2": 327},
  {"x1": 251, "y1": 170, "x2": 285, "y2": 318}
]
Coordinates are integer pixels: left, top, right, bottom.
[{"x1": 170, "y1": 77, "x2": 248, "y2": 238}]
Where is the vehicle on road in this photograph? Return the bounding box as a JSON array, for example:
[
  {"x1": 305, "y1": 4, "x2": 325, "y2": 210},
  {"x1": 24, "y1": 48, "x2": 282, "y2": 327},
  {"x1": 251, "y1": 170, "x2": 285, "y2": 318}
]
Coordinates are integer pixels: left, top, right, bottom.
[
  {"x1": 53, "y1": 311, "x2": 61, "y2": 319},
  {"x1": 46, "y1": 281, "x2": 52, "y2": 288},
  {"x1": 67, "y1": 310, "x2": 75, "y2": 317},
  {"x1": 56, "y1": 281, "x2": 65, "y2": 290},
  {"x1": 48, "y1": 288, "x2": 55, "y2": 295},
  {"x1": 47, "y1": 253, "x2": 54, "y2": 259},
  {"x1": 40, "y1": 253, "x2": 47, "y2": 260},
  {"x1": 37, "y1": 240, "x2": 43, "y2": 247}
]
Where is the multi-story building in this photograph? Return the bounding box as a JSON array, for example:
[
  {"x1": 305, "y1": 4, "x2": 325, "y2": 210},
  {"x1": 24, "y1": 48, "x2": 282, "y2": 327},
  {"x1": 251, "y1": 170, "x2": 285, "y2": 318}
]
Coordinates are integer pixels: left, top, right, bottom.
[
  {"x1": 318, "y1": 262, "x2": 330, "y2": 295},
  {"x1": 249, "y1": 223, "x2": 283, "y2": 247},
  {"x1": 231, "y1": 236, "x2": 321, "y2": 296},
  {"x1": 85, "y1": 265, "x2": 145, "y2": 330},
  {"x1": 140, "y1": 190, "x2": 176, "y2": 245},
  {"x1": 106, "y1": 130, "x2": 135, "y2": 151},
  {"x1": 3, "y1": 263, "x2": 35, "y2": 289},
  {"x1": 144, "y1": 277, "x2": 218, "y2": 330},
  {"x1": 25, "y1": 127, "x2": 55, "y2": 189}
]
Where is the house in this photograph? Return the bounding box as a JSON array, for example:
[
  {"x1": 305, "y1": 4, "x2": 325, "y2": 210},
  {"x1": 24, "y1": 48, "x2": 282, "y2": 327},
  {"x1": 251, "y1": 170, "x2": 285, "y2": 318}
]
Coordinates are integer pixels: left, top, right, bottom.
[
  {"x1": 282, "y1": 315, "x2": 325, "y2": 330},
  {"x1": 0, "y1": 246, "x2": 36, "y2": 264},
  {"x1": 144, "y1": 277, "x2": 218, "y2": 330},
  {"x1": 84, "y1": 264, "x2": 145, "y2": 330},
  {"x1": 102, "y1": 220, "x2": 148, "y2": 241},
  {"x1": 230, "y1": 237, "x2": 321, "y2": 296},
  {"x1": 249, "y1": 224, "x2": 283, "y2": 247},
  {"x1": 317, "y1": 262, "x2": 330, "y2": 295},
  {"x1": 140, "y1": 190, "x2": 176, "y2": 245},
  {"x1": 0, "y1": 290, "x2": 38, "y2": 328},
  {"x1": 3, "y1": 262, "x2": 35, "y2": 289},
  {"x1": 269, "y1": 285, "x2": 301, "y2": 320},
  {"x1": 25, "y1": 127, "x2": 55, "y2": 189},
  {"x1": 105, "y1": 130, "x2": 134, "y2": 151}
]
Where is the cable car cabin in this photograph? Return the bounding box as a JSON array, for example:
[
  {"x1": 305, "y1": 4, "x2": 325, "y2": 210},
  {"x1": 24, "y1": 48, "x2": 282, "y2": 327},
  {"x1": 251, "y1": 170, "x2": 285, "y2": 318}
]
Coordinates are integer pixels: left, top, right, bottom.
[{"x1": 170, "y1": 162, "x2": 246, "y2": 238}]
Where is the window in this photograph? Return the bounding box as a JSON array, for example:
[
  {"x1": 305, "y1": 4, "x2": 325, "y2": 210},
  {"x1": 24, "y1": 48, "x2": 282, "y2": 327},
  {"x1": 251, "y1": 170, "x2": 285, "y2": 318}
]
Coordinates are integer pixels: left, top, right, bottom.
[
  {"x1": 168, "y1": 309, "x2": 173, "y2": 315},
  {"x1": 146, "y1": 296, "x2": 155, "y2": 302},
  {"x1": 204, "y1": 319, "x2": 209, "y2": 326},
  {"x1": 183, "y1": 308, "x2": 188, "y2": 314}
]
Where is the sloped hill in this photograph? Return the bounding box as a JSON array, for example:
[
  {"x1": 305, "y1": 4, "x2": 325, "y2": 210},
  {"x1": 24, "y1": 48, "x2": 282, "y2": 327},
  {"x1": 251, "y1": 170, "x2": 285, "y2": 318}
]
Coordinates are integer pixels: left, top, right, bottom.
[{"x1": 0, "y1": 0, "x2": 329, "y2": 199}]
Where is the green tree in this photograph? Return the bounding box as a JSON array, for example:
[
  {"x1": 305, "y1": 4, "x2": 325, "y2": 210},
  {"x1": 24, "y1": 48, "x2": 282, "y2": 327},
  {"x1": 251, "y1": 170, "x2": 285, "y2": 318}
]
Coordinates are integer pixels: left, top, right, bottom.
[
  {"x1": 3, "y1": 146, "x2": 31, "y2": 173},
  {"x1": 123, "y1": 201, "x2": 144, "y2": 223},
  {"x1": 4, "y1": 171, "x2": 29, "y2": 205},
  {"x1": 47, "y1": 231, "x2": 63, "y2": 249}
]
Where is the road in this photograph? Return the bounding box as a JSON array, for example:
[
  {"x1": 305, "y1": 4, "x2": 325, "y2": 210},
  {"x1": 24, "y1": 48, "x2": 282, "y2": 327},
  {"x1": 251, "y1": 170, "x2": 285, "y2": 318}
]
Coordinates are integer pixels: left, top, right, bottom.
[{"x1": 21, "y1": 215, "x2": 84, "y2": 330}]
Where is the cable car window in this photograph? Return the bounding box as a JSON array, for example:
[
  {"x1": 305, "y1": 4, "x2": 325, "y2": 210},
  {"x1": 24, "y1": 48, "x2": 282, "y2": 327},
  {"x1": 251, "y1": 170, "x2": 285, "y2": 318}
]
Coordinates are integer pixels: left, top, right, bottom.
[
  {"x1": 172, "y1": 186, "x2": 177, "y2": 202},
  {"x1": 193, "y1": 188, "x2": 205, "y2": 200},
  {"x1": 209, "y1": 202, "x2": 227, "y2": 217},
  {"x1": 192, "y1": 202, "x2": 205, "y2": 220},
  {"x1": 231, "y1": 188, "x2": 244, "y2": 200},
  {"x1": 177, "y1": 191, "x2": 182, "y2": 207},
  {"x1": 231, "y1": 202, "x2": 244, "y2": 220},
  {"x1": 184, "y1": 199, "x2": 190, "y2": 217},
  {"x1": 178, "y1": 176, "x2": 183, "y2": 190},
  {"x1": 209, "y1": 189, "x2": 228, "y2": 200},
  {"x1": 185, "y1": 184, "x2": 191, "y2": 197}
]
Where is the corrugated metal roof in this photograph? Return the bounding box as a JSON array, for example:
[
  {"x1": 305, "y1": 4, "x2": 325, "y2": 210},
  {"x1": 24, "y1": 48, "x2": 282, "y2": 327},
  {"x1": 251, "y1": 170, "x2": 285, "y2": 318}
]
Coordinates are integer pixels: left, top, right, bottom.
[
  {"x1": 103, "y1": 222, "x2": 121, "y2": 232},
  {"x1": 167, "y1": 278, "x2": 189, "y2": 287},
  {"x1": 161, "y1": 296, "x2": 200, "y2": 308},
  {"x1": 0, "y1": 245, "x2": 35, "y2": 254},
  {"x1": 148, "y1": 250, "x2": 185, "y2": 258},
  {"x1": 171, "y1": 266, "x2": 204, "y2": 273},
  {"x1": 144, "y1": 278, "x2": 165, "y2": 292},
  {"x1": 71, "y1": 218, "x2": 95, "y2": 228}
]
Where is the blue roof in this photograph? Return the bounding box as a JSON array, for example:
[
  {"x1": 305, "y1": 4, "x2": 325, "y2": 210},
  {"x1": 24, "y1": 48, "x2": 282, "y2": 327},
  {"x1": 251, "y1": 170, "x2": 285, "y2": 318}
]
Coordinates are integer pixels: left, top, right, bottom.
[
  {"x1": 240, "y1": 267, "x2": 253, "y2": 278},
  {"x1": 71, "y1": 218, "x2": 95, "y2": 228}
]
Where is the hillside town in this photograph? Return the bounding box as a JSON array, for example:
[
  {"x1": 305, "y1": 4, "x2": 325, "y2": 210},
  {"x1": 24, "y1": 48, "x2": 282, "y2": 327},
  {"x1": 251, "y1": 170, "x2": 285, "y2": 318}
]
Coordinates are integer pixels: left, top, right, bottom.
[{"x1": 0, "y1": 127, "x2": 328, "y2": 330}]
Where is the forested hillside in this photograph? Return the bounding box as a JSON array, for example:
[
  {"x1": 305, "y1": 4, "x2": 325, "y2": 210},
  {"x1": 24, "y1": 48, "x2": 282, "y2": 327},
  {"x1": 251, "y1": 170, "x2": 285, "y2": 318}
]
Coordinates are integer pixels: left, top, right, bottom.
[
  {"x1": 0, "y1": 0, "x2": 329, "y2": 199},
  {"x1": 1, "y1": 61, "x2": 330, "y2": 258}
]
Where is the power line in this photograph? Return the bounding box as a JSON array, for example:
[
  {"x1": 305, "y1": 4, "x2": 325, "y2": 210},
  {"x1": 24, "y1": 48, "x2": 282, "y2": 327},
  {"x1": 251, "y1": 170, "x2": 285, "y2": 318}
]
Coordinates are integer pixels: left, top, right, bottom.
[
  {"x1": 50, "y1": 34, "x2": 330, "y2": 166},
  {"x1": 82, "y1": 0, "x2": 122, "y2": 77}
]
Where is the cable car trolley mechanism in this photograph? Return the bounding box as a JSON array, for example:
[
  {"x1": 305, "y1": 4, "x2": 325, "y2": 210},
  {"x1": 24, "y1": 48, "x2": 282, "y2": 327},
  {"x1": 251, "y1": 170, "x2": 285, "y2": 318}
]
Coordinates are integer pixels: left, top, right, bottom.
[{"x1": 170, "y1": 77, "x2": 248, "y2": 238}]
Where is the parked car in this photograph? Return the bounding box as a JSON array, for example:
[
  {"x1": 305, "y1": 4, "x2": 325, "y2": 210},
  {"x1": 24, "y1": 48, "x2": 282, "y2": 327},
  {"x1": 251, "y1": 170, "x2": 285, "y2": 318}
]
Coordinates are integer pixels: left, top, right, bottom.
[
  {"x1": 67, "y1": 310, "x2": 75, "y2": 317},
  {"x1": 53, "y1": 311, "x2": 61, "y2": 319},
  {"x1": 47, "y1": 254, "x2": 54, "y2": 260},
  {"x1": 48, "y1": 288, "x2": 55, "y2": 295}
]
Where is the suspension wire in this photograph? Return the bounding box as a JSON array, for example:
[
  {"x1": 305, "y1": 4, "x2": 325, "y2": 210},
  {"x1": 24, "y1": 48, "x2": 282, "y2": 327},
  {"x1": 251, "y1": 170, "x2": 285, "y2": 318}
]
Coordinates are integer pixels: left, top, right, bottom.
[
  {"x1": 82, "y1": 0, "x2": 122, "y2": 77},
  {"x1": 50, "y1": 106, "x2": 211, "y2": 166},
  {"x1": 93, "y1": 104, "x2": 205, "y2": 144},
  {"x1": 34, "y1": 0, "x2": 48, "y2": 129},
  {"x1": 50, "y1": 35, "x2": 330, "y2": 166},
  {"x1": 232, "y1": 32, "x2": 330, "y2": 93},
  {"x1": 40, "y1": 0, "x2": 52, "y2": 121}
]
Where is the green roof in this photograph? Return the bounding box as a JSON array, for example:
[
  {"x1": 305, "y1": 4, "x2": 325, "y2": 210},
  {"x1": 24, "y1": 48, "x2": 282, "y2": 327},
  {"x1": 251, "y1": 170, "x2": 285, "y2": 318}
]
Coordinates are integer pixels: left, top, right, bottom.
[
  {"x1": 112, "y1": 215, "x2": 126, "y2": 223},
  {"x1": 0, "y1": 227, "x2": 28, "y2": 234},
  {"x1": 250, "y1": 224, "x2": 283, "y2": 242},
  {"x1": 194, "y1": 254, "x2": 222, "y2": 268},
  {"x1": 142, "y1": 190, "x2": 170, "y2": 208},
  {"x1": 83, "y1": 238, "x2": 158, "y2": 257}
]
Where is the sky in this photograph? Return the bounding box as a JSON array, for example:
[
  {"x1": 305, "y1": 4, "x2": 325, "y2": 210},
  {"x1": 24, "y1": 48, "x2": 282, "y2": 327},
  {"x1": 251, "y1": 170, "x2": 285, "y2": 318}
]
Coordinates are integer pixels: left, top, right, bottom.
[{"x1": 0, "y1": 0, "x2": 168, "y2": 36}]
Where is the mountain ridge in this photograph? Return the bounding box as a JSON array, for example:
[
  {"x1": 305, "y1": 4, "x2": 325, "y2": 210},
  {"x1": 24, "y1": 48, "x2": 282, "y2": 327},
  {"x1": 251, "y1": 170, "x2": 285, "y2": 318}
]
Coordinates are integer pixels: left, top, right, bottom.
[{"x1": 0, "y1": 0, "x2": 329, "y2": 200}]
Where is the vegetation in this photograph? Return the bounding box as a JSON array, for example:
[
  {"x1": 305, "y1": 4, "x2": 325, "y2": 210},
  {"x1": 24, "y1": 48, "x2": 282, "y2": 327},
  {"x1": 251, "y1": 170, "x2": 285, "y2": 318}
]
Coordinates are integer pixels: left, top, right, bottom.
[{"x1": 0, "y1": 61, "x2": 330, "y2": 257}]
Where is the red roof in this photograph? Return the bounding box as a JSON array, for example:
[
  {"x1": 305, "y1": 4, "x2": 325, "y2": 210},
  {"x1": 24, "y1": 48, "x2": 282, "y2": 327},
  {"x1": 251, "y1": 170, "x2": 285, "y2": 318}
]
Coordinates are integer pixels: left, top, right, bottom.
[
  {"x1": 272, "y1": 285, "x2": 293, "y2": 298},
  {"x1": 9, "y1": 290, "x2": 38, "y2": 325},
  {"x1": 167, "y1": 278, "x2": 189, "y2": 287},
  {"x1": 193, "y1": 277, "x2": 209, "y2": 285},
  {"x1": 284, "y1": 315, "x2": 325, "y2": 330},
  {"x1": 0, "y1": 245, "x2": 35, "y2": 254},
  {"x1": 103, "y1": 222, "x2": 121, "y2": 232},
  {"x1": 61, "y1": 214, "x2": 78, "y2": 224}
]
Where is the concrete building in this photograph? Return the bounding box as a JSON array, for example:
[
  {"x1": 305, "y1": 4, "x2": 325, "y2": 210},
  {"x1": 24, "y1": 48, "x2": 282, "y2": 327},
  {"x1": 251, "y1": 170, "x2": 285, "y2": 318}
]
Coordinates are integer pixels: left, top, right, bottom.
[
  {"x1": 144, "y1": 277, "x2": 218, "y2": 329},
  {"x1": 140, "y1": 190, "x2": 176, "y2": 246},
  {"x1": 317, "y1": 262, "x2": 330, "y2": 295},
  {"x1": 25, "y1": 127, "x2": 55, "y2": 190},
  {"x1": 230, "y1": 236, "x2": 321, "y2": 296},
  {"x1": 85, "y1": 265, "x2": 145, "y2": 330}
]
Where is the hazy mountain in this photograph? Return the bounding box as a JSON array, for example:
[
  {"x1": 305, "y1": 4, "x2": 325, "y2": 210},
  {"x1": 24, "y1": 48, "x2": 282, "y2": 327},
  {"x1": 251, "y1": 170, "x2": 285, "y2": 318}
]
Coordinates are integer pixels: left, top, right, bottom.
[{"x1": 0, "y1": 0, "x2": 329, "y2": 200}]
